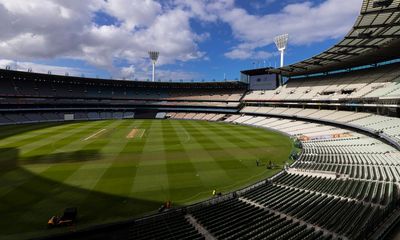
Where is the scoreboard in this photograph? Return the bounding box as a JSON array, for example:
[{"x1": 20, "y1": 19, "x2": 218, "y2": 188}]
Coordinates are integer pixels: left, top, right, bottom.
[
  {"x1": 241, "y1": 68, "x2": 279, "y2": 90},
  {"x1": 248, "y1": 74, "x2": 278, "y2": 90}
]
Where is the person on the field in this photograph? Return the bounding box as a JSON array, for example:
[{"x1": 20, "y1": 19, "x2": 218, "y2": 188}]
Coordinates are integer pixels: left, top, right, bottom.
[{"x1": 267, "y1": 160, "x2": 273, "y2": 169}]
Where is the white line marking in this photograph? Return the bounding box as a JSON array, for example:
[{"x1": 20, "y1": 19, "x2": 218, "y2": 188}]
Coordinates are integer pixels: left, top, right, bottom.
[
  {"x1": 137, "y1": 129, "x2": 145, "y2": 138},
  {"x1": 83, "y1": 129, "x2": 107, "y2": 141}
]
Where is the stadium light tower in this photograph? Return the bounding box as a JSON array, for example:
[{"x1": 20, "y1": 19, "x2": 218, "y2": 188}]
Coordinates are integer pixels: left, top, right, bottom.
[
  {"x1": 148, "y1": 51, "x2": 159, "y2": 82},
  {"x1": 274, "y1": 34, "x2": 289, "y2": 67}
]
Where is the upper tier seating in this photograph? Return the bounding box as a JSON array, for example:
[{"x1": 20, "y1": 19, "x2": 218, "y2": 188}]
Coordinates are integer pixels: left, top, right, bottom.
[
  {"x1": 0, "y1": 70, "x2": 246, "y2": 103},
  {"x1": 244, "y1": 63, "x2": 400, "y2": 102}
]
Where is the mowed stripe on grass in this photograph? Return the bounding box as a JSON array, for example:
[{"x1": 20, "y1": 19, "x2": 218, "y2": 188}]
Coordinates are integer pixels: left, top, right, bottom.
[
  {"x1": 183, "y1": 120, "x2": 249, "y2": 179},
  {"x1": 131, "y1": 120, "x2": 170, "y2": 200},
  {"x1": 19, "y1": 120, "x2": 106, "y2": 157},
  {"x1": 92, "y1": 120, "x2": 147, "y2": 197},
  {"x1": 168, "y1": 121, "x2": 224, "y2": 202},
  {"x1": 162, "y1": 120, "x2": 204, "y2": 203},
  {"x1": 62, "y1": 120, "x2": 129, "y2": 190},
  {"x1": 0, "y1": 123, "x2": 74, "y2": 148}
]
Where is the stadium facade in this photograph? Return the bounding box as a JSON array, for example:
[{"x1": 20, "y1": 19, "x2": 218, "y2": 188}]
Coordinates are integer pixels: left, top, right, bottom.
[{"x1": 1, "y1": 0, "x2": 400, "y2": 239}]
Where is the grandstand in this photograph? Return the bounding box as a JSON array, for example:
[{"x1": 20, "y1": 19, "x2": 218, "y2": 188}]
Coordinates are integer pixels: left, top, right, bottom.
[{"x1": 1, "y1": 0, "x2": 400, "y2": 239}]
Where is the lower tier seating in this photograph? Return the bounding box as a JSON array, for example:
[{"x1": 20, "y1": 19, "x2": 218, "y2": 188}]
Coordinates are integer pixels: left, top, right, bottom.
[
  {"x1": 241, "y1": 106, "x2": 400, "y2": 145},
  {"x1": 190, "y1": 198, "x2": 330, "y2": 240},
  {"x1": 129, "y1": 211, "x2": 203, "y2": 240}
]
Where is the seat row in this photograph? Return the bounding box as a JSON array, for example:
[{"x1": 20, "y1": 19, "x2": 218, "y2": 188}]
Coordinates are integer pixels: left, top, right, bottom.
[
  {"x1": 190, "y1": 198, "x2": 332, "y2": 240},
  {"x1": 129, "y1": 211, "x2": 203, "y2": 240},
  {"x1": 273, "y1": 172, "x2": 395, "y2": 206},
  {"x1": 240, "y1": 183, "x2": 387, "y2": 239}
]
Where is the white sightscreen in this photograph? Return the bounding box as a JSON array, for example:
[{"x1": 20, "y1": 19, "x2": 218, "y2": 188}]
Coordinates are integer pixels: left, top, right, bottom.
[{"x1": 64, "y1": 114, "x2": 74, "y2": 121}]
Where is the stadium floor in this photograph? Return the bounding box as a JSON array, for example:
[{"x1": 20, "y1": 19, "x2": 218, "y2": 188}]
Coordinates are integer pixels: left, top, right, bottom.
[{"x1": 0, "y1": 119, "x2": 293, "y2": 239}]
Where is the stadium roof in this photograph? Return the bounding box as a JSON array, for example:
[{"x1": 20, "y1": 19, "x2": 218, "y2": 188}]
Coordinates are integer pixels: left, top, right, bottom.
[
  {"x1": 274, "y1": 0, "x2": 400, "y2": 77},
  {"x1": 240, "y1": 67, "x2": 275, "y2": 76}
]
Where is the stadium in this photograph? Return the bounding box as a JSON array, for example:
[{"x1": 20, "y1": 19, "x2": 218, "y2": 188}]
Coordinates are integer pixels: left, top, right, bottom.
[{"x1": 1, "y1": 0, "x2": 400, "y2": 239}]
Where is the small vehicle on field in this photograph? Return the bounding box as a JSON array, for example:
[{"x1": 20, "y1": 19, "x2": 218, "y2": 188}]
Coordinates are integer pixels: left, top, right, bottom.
[{"x1": 48, "y1": 207, "x2": 77, "y2": 228}]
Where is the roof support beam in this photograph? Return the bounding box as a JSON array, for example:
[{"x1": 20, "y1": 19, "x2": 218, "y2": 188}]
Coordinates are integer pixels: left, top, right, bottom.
[
  {"x1": 306, "y1": 61, "x2": 323, "y2": 66},
  {"x1": 345, "y1": 34, "x2": 400, "y2": 39},
  {"x1": 313, "y1": 57, "x2": 342, "y2": 62},
  {"x1": 334, "y1": 44, "x2": 379, "y2": 49},
  {"x1": 326, "y1": 51, "x2": 359, "y2": 56},
  {"x1": 280, "y1": 68, "x2": 294, "y2": 73},
  {"x1": 290, "y1": 66, "x2": 308, "y2": 70},
  {"x1": 361, "y1": 7, "x2": 400, "y2": 15},
  {"x1": 353, "y1": 22, "x2": 400, "y2": 29}
]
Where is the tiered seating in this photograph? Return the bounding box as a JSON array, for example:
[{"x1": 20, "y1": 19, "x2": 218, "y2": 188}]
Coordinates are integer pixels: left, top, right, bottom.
[
  {"x1": 88, "y1": 112, "x2": 100, "y2": 120},
  {"x1": 129, "y1": 211, "x2": 202, "y2": 240},
  {"x1": 183, "y1": 113, "x2": 196, "y2": 119},
  {"x1": 241, "y1": 106, "x2": 400, "y2": 145},
  {"x1": 211, "y1": 114, "x2": 226, "y2": 121},
  {"x1": 240, "y1": 183, "x2": 386, "y2": 240},
  {"x1": 0, "y1": 111, "x2": 145, "y2": 124},
  {"x1": 191, "y1": 113, "x2": 205, "y2": 120},
  {"x1": 24, "y1": 113, "x2": 46, "y2": 122},
  {"x1": 123, "y1": 112, "x2": 135, "y2": 119},
  {"x1": 202, "y1": 113, "x2": 216, "y2": 120},
  {"x1": 273, "y1": 172, "x2": 395, "y2": 206},
  {"x1": 190, "y1": 198, "x2": 325, "y2": 240},
  {"x1": 165, "y1": 112, "x2": 177, "y2": 118},
  {"x1": 224, "y1": 114, "x2": 242, "y2": 122},
  {"x1": 113, "y1": 112, "x2": 123, "y2": 119},
  {"x1": 233, "y1": 115, "x2": 254, "y2": 124},
  {"x1": 243, "y1": 63, "x2": 400, "y2": 101},
  {"x1": 155, "y1": 112, "x2": 167, "y2": 119},
  {"x1": 0, "y1": 70, "x2": 246, "y2": 103},
  {"x1": 383, "y1": 83, "x2": 400, "y2": 99},
  {"x1": 173, "y1": 112, "x2": 187, "y2": 119}
]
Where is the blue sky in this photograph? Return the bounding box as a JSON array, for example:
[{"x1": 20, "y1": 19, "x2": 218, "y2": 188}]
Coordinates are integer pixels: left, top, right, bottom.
[{"x1": 0, "y1": 0, "x2": 362, "y2": 81}]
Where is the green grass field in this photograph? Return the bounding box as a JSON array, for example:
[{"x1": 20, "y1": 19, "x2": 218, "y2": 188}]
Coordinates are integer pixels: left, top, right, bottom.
[{"x1": 0, "y1": 119, "x2": 293, "y2": 239}]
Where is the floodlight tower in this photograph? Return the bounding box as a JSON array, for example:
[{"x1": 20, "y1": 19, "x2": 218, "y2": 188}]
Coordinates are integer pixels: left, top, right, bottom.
[
  {"x1": 148, "y1": 51, "x2": 159, "y2": 82},
  {"x1": 274, "y1": 34, "x2": 289, "y2": 67}
]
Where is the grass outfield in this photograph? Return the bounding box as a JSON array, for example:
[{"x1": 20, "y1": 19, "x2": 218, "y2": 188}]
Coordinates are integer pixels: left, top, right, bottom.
[{"x1": 0, "y1": 119, "x2": 293, "y2": 239}]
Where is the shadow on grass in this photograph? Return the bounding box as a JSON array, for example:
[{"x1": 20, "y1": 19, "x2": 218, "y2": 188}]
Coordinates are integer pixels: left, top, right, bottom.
[
  {"x1": 20, "y1": 150, "x2": 102, "y2": 164},
  {"x1": 0, "y1": 147, "x2": 165, "y2": 239},
  {"x1": 0, "y1": 122, "x2": 71, "y2": 141},
  {"x1": 0, "y1": 148, "x2": 18, "y2": 172}
]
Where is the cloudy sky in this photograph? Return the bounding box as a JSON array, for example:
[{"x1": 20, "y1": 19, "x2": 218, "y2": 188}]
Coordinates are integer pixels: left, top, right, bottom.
[{"x1": 0, "y1": 0, "x2": 362, "y2": 81}]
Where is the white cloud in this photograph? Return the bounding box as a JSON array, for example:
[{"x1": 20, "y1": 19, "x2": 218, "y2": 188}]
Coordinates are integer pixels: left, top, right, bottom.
[
  {"x1": 173, "y1": 0, "x2": 234, "y2": 22},
  {"x1": 103, "y1": 0, "x2": 162, "y2": 30},
  {"x1": 0, "y1": 58, "x2": 200, "y2": 82},
  {"x1": 0, "y1": 0, "x2": 206, "y2": 79},
  {"x1": 119, "y1": 65, "x2": 136, "y2": 79},
  {"x1": 0, "y1": 0, "x2": 363, "y2": 76},
  {"x1": 0, "y1": 59, "x2": 91, "y2": 76},
  {"x1": 221, "y1": 0, "x2": 362, "y2": 59},
  {"x1": 225, "y1": 48, "x2": 272, "y2": 60},
  {"x1": 154, "y1": 69, "x2": 201, "y2": 81},
  {"x1": 171, "y1": 0, "x2": 362, "y2": 61}
]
